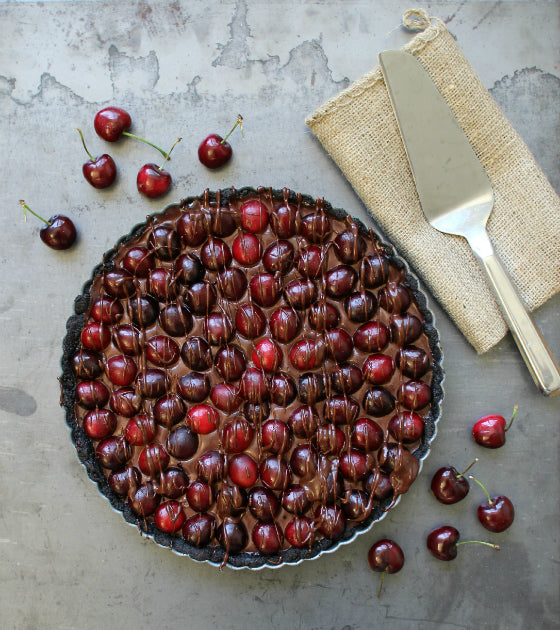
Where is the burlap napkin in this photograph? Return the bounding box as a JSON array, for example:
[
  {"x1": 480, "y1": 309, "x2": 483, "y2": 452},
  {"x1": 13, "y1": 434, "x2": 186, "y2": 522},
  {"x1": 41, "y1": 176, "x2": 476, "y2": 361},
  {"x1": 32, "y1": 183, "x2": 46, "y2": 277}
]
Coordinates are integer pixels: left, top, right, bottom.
[{"x1": 306, "y1": 9, "x2": 560, "y2": 354}]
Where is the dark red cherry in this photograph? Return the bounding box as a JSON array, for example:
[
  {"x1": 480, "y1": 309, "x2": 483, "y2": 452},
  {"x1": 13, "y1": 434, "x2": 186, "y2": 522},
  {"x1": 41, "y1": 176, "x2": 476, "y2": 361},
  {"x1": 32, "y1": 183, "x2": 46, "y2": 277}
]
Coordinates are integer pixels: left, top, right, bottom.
[
  {"x1": 430, "y1": 461, "x2": 476, "y2": 505},
  {"x1": 290, "y1": 443, "x2": 318, "y2": 477},
  {"x1": 334, "y1": 229, "x2": 366, "y2": 264},
  {"x1": 216, "y1": 521, "x2": 248, "y2": 554},
  {"x1": 136, "y1": 368, "x2": 169, "y2": 399},
  {"x1": 344, "y1": 291, "x2": 377, "y2": 322},
  {"x1": 201, "y1": 237, "x2": 232, "y2": 271},
  {"x1": 209, "y1": 207, "x2": 237, "y2": 237},
  {"x1": 343, "y1": 489, "x2": 371, "y2": 520},
  {"x1": 269, "y1": 307, "x2": 300, "y2": 344},
  {"x1": 391, "y1": 314, "x2": 424, "y2": 346},
  {"x1": 232, "y1": 232, "x2": 262, "y2": 266},
  {"x1": 106, "y1": 355, "x2": 137, "y2": 386},
  {"x1": 285, "y1": 516, "x2": 313, "y2": 548},
  {"x1": 388, "y1": 411, "x2": 424, "y2": 443},
  {"x1": 94, "y1": 106, "x2": 131, "y2": 141},
  {"x1": 235, "y1": 303, "x2": 267, "y2": 339},
  {"x1": 261, "y1": 419, "x2": 292, "y2": 454},
  {"x1": 203, "y1": 311, "x2": 234, "y2": 346},
  {"x1": 182, "y1": 513, "x2": 215, "y2": 547},
  {"x1": 197, "y1": 450, "x2": 226, "y2": 483},
  {"x1": 330, "y1": 363, "x2": 363, "y2": 395},
  {"x1": 396, "y1": 346, "x2": 430, "y2": 379},
  {"x1": 297, "y1": 372, "x2": 326, "y2": 405},
  {"x1": 72, "y1": 349, "x2": 103, "y2": 380},
  {"x1": 214, "y1": 345, "x2": 247, "y2": 381},
  {"x1": 353, "y1": 322, "x2": 389, "y2": 352},
  {"x1": 378, "y1": 444, "x2": 419, "y2": 495},
  {"x1": 259, "y1": 456, "x2": 292, "y2": 491},
  {"x1": 177, "y1": 209, "x2": 207, "y2": 247},
  {"x1": 252, "y1": 338, "x2": 283, "y2": 373},
  {"x1": 80, "y1": 321, "x2": 111, "y2": 352},
  {"x1": 187, "y1": 404, "x2": 219, "y2": 434},
  {"x1": 289, "y1": 338, "x2": 325, "y2": 371},
  {"x1": 315, "y1": 504, "x2": 345, "y2": 540},
  {"x1": 269, "y1": 373, "x2": 297, "y2": 407},
  {"x1": 103, "y1": 268, "x2": 135, "y2": 298},
  {"x1": 300, "y1": 211, "x2": 331, "y2": 243},
  {"x1": 361, "y1": 253, "x2": 390, "y2": 289},
  {"x1": 166, "y1": 425, "x2": 199, "y2": 460},
  {"x1": 239, "y1": 368, "x2": 269, "y2": 403},
  {"x1": 351, "y1": 418, "x2": 384, "y2": 452},
  {"x1": 112, "y1": 324, "x2": 140, "y2": 356},
  {"x1": 367, "y1": 539, "x2": 404, "y2": 597},
  {"x1": 363, "y1": 386, "x2": 396, "y2": 417},
  {"x1": 363, "y1": 354, "x2": 395, "y2": 385},
  {"x1": 263, "y1": 240, "x2": 294, "y2": 274},
  {"x1": 109, "y1": 386, "x2": 141, "y2": 417},
  {"x1": 216, "y1": 485, "x2": 248, "y2": 519},
  {"x1": 364, "y1": 469, "x2": 394, "y2": 501},
  {"x1": 308, "y1": 302, "x2": 340, "y2": 331},
  {"x1": 147, "y1": 225, "x2": 181, "y2": 261},
  {"x1": 249, "y1": 273, "x2": 281, "y2": 308},
  {"x1": 248, "y1": 487, "x2": 280, "y2": 522},
  {"x1": 426, "y1": 526, "x2": 500, "y2": 562},
  {"x1": 154, "y1": 501, "x2": 186, "y2": 533},
  {"x1": 177, "y1": 371, "x2": 211, "y2": 403},
  {"x1": 228, "y1": 453, "x2": 259, "y2": 488},
  {"x1": 323, "y1": 395, "x2": 360, "y2": 426},
  {"x1": 378, "y1": 282, "x2": 411, "y2": 314},
  {"x1": 91, "y1": 294, "x2": 123, "y2": 325},
  {"x1": 146, "y1": 335, "x2": 180, "y2": 367},
  {"x1": 472, "y1": 406, "x2": 517, "y2": 449},
  {"x1": 295, "y1": 245, "x2": 324, "y2": 279},
  {"x1": 153, "y1": 394, "x2": 186, "y2": 429},
  {"x1": 398, "y1": 380, "x2": 432, "y2": 410},
  {"x1": 147, "y1": 267, "x2": 177, "y2": 301},
  {"x1": 217, "y1": 268, "x2": 248, "y2": 301},
  {"x1": 96, "y1": 436, "x2": 133, "y2": 470},
  {"x1": 221, "y1": 417, "x2": 254, "y2": 453},
  {"x1": 129, "y1": 482, "x2": 160, "y2": 517},
  {"x1": 174, "y1": 253, "x2": 205, "y2": 285},
  {"x1": 159, "y1": 303, "x2": 193, "y2": 337},
  {"x1": 270, "y1": 202, "x2": 297, "y2": 238},
  {"x1": 37, "y1": 214, "x2": 77, "y2": 250},
  {"x1": 339, "y1": 449, "x2": 373, "y2": 481},
  {"x1": 186, "y1": 281, "x2": 217, "y2": 315},
  {"x1": 83, "y1": 408, "x2": 117, "y2": 440},
  {"x1": 158, "y1": 467, "x2": 189, "y2": 499},
  {"x1": 138, "y1": 442, "x2": 170, "y2": 476},
  {"x1": 198, "y1": 134, "x2": 233, "y2": 169},
  {"x1": 281, "y1": 485, "x2": 310, "y2": 514},
  {"x1": 252, "y1": 521, "x2": 283, "y2": 555},
  {"x1": 108, "y1": 466, "x2": 141, "y2": 496},
  {"x1": 128, "y1": 294, "x2": 159, "y2": 328},
  {"x1": 181, "y1": 337, "x2": 213, "y2": 371},
  {"x1": 137, "y1": 163, "x2": 172, "y2": 199},
  {"x1": 240, "y1": 199, "x2": 269, "y2": 233},
  {"x1": 315, "y1": 424, "x2": 346, "y2": 456},
  {"x1": 324, "y1": 328, "x2": 354, "y2": 362},
  {"x1": 243, "y1": 401, "x2": 270, "y2": 424},
  {"x1": 325, "y1": 265, "x2": 357, "y2": 298},
  {"x1": 284, "y1": 279, "x2": 317, "y2": 311},
  {"x1": 210, "y1": 383, "x2": 242, "y2": 413},
  {"x1": 124, "y1": 414, "x2": 157, "y2": 445},
  {"x1": 187, "y1": 480, "x2": 213, "y2": 512},
  {"x1": 470, "y1": 476, "x2": 515, "y2": 533},
  {"x1": 288, "y1": 405, "x2": 319, "y2": 438},
  {"x1": 123, "y1": 246, "x2": 154, "y2": 277}
]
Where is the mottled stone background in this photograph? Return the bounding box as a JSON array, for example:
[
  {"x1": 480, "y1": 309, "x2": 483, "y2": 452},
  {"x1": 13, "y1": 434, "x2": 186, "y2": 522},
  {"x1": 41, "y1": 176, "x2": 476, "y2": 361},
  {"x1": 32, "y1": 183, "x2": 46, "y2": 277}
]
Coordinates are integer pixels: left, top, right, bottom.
[{"x1": 0, "y1": 2, "x2": 559, "y2": 629}]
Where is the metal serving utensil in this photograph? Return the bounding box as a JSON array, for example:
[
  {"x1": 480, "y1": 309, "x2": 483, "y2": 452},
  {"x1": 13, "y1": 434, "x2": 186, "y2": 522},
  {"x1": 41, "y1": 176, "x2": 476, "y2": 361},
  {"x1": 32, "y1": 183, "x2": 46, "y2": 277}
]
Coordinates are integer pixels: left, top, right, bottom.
[{"x1": 379, "y1": 49, "x2": 560, "y2": 395}]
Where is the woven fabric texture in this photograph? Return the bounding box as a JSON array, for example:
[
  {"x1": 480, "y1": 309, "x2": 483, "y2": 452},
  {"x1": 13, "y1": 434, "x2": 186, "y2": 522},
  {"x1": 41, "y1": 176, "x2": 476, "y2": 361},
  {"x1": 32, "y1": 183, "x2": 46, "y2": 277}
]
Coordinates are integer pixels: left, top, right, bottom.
[{"x1": 306, "y1": 13, "x2": 560, "y2": 354}]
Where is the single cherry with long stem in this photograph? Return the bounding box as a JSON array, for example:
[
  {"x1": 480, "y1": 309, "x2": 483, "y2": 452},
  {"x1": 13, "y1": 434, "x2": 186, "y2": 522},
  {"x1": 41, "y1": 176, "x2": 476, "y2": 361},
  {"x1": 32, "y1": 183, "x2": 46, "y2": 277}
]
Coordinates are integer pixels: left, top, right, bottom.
[
  {"x1": 430, "y1": 458, "x2": 478, "y2": 504},
  {"x1": 198, "y1": 115, "x2": 244, "y2": 169},
  {"x1": 78, "y1": 129, "x2": 117, "y2": 189},
  {"x1": 20, "y1": 201, "x2": 77, "y2": 250},
  {"x1": 469, "y1": 476, "x2": 515, "y2": 533},
  {"x1": 137, "y1": 138, "x2": 182, "y2": 199},
  {"x1": 367, "y1": 539, "x2": 404, "y2": 597},
  {"x1": 472, "y1": 405, "x2": 518, "y2": 449},
  {"x1": 427, "y1": 525, "x2": 500, "y2": 561}
]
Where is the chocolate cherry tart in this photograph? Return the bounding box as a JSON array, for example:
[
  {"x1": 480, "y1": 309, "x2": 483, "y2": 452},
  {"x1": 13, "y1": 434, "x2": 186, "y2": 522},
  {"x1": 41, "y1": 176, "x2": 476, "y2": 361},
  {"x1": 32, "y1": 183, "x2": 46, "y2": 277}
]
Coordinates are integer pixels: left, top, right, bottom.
[{"x1": 61, "y1": 187, "x2": 443, "y2": 569}]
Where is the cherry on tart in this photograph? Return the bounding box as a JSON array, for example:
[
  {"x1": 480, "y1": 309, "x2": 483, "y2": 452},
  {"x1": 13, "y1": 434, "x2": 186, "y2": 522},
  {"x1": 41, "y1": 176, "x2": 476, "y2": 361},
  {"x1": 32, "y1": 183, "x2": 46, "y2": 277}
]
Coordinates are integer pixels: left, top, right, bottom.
[
  {"x1": 77, "y1": 128, "x2": 117, "y2": 189},
  {"x1": 472, "y1": 405, "x2": 518, "y2": 449},
  {"x1": 367, "y1": 539, "x2": 404, "y2": 598},
  {"x1": 65, "y1": 187, "x2": 440, "y2": 567},
  {"x1": 469, "y1": 476, "x2": 515, "y2": 533},
  {"x1": 427, "y1": 526, "x2": 500, "y2": 561},
  {"x1": 198, "y1": 115, "x2": 243, "y2": 169},
  {"x1": 20, "y1": 201, "x2": 77, "y2": 250}
]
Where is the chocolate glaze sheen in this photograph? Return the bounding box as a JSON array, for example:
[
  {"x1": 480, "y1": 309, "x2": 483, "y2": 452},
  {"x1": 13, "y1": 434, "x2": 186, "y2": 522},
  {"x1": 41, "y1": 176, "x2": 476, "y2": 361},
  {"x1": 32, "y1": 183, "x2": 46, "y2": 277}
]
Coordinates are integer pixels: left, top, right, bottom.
[{"x1": 61, "y1": 187, "x2": 443, "y2": 569}]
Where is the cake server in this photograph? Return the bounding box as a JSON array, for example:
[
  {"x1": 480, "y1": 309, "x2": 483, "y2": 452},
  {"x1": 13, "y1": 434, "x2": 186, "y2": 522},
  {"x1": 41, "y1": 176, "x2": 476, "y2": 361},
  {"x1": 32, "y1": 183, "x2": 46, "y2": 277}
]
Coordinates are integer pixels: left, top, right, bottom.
[{"x1": 379, "y1": 49, "x2": 560, "y2": 396}]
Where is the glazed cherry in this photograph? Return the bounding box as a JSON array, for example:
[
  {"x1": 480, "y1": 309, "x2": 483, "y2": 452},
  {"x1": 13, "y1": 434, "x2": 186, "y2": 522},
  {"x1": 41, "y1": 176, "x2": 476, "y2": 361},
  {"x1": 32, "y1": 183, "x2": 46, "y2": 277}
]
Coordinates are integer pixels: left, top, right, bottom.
[
  {"x1": 174, "y1": 253, "x2": 205, "y2": 285},
  {"x1": 281, "y1": 485, "x2": 310, "y2": 514},
  {"x1": 378, "y1": 282, "x2": 411, "y2": 314},
  {"x1": 96, "y1": 436, "x2": 133, "y2": 470},
  {"x1": 259, "y1": 456, "x2": 292, "y2": 491},
  {"x1": 270, "y1": 202, "x2": 297, "y2": 238},
  {"x1": 398, "y1": 380, "x2": 432, "y2": 410},
  {"x1": 470, "y1": 476, "x2": 515, "y2": 533},
  {"x1": 270, "y1": 307, "x2": 300, "y2": 343},
  {"x1": 315, "y1": 504, "x2": 345, "y2": 540},
  {"x1": 243, "y1": 401, "x2": 269, "y2": 424},
  {"x1": 214, "y1": 345, "x2": 247, "y2": 381},
  {"x1": 124, "y1": 414, "x2": 157, "y2": 445},
  {"x1": 472, "y1": 406, "x2": 518, "y2": 449},
  {"x1": 315, "y1": 424, "x2": 346, "y2": 456},
  {"x1": 186, "y1": 281, "x2": 217, "y2": 315},
  {"x1": 361, "y1": 253, "x2": 390, "y2": 288},
  {"x1": 128, "y1": 294, "x2": 158, "y2": 328},
  {"x1": 109, "y1": 386, "x2": 141, "y2": 417},
  {"x1": 363, "y1": 386, "x2": 396, "y2": 417},
  {"x1": 239, "y1": 368, "x2": 269, "y2": 402},
  {"x1": 334, "y1": 229, "x2": 366, "y2": 264},
  {"x1": 252, "y1": 521, "x2": 283, "y2": 555},
  {"x1": 106, "y1": 355, "x2": 137, "y2": 386},
  {"x1": 297, "y1": 372, "x2": 326, "y2": 405},
  {"x1": 136, "y1": 368, "x2": 169, "y2": 399},
  {"x1": 166, "y1": 425, "x2": 199, "y2": 460},
  {"x1": 232, "y1": 232, "x2": 262, "y2": 266},
  {"x1": 343, "y1": 489, "x2": 371, "y2": 520},
  {"x1": 325, "y1": 265, "x2": 357, "y2": 298},
  {"x1": 210, "y1": 383, "x2": 242, "y2": 413},
  {"x1": 155, "y1": 501, "x2": 186, "y2": 534},
  {"x1": 83, "y1": 408, "x2": 117, "y2": 440},
  {"x1": 138, "y1": 442, "x2": 170, "y2": 476},
  {"x1": 325, "y1": 328, "x2": 354, "y2": 362},
  {"x1": 217, "y1": 485, "x2": 248, "y2": 518},
  {"x1": 284, "y1": 279, "x2": 317, "y2": 311},
  {"x1": 159, "y1": 303, "x2": 193, "y2": 337},
  {"x1": 186, "y1": 404, "x2": 219, "y2": 434},
  {"x1": 324, "y1": 395, "x2": 359, "y2": 425},
  {"x1": 181, "y1": 337, "x2": 212, "y2": 371},
  {"x1": 240, "y1": 199, "x2": 269, "y2": 233},
  {"x1": 146, "y1": 335, "x2": 180, "y2": 367},
  {"x1": 218, "y1": 268, "x2": 248, "y2": 301},
  {"x1": 186, "y1": 481, "x2": 213, "y2": 512},
  {"x1": 351, "y1": 418, "x2": 384, "y2": 452},
  {"x1": 216, "y1": 521, "x2": 248, "y2": 554},
  {"x1": 153, "y1": 394, "x2": 186, "y2": 428},
  {"x1": 249, "y1": 273, "x2": 281, "y2": 308},
  {"x1": 94, "y1": 106, "x2": 131, "y2": 142},
  {"x1": 182, "y1": 513, "x2": 215, "y2": 547},
  {"x1": 209, "y1": 207, "x2": 237, "y2": 237},
  {"x1": 203, "y1": 311, "x2": 234, "y2": 346},
  {"x1": 108, "y1": 466, "x2": 141, "y2": 496},
  {"x1": 367, "y1": 539, "x2": 405, "y2": 597},
  {"x1": 427, "y1": 526, "x2": 499, "y2": 561},
  {"x1": 201, "y1": 237, "x2": 232, "y2": 271},
  {"x1": 221, "y1": 418, "x2": 254, "y2": 453},
  {"x1": 365, "y1": 469, "x2": 394, "y2": 501},
  {"x1": 261, "y1": 419, "x2": 292, "y2": 455},
  {"x1": 228, "y1": 453, "x2": 259, "y2": 488},
  {"x1": 339, "y1": 450, "x2": 372, "y2": 481},
  {"x1": 158, "y1": 466, "x2": 189, "y2": 499},
  {"x1": 331, "y1": 363, "x2": 363, "y2": 395},
  {"x1": 21, "y1": 201, "x2": 77, "y2": 250},
  {"x1": 198, "y1": 115, "x2": 243, "y2": 169},
  {"x1": 148, "y1": 267, "x2": 177, "y2": 300},
  {"x1": 73, "y1": 349, "x2": 103, "y2": 379},
  {"x1": 430, "y1": 459, "x2": 478, "y2": 505},
  {"x1": 290, "y1": 444, "x2": 318, "y2": 477},
  {"x1": 391, "y1": 314, "x2": 423, "y2": 346},
  {"x1": 308, "y1": 302, "x2": 340, "y2": 332},
  {"x1": 123, "y1": 245, "x2": 155, "y2": 277},
  {"x1": 235, "y1": 303, "x2": 267, "y2": 339},
  {"x1": 177, "y1": 209, "x2": 207, "y2": 247},
  {"x1": 396, "y1": 346, "x2": 430, "y2": 379},
  {"x1": 129, "y1": 482, "x2": 160, "y2": 517},
  {"x1": 353, "y1": 322, "x2": 389, "y2": 352},
  {"x1": 81, "y1": 321, "x2": 111, "y2": 352},
  {"x1": 103, "y1": 269, "x2": 135, "y2": 298},
  {"x1": 252, "y1": 339, "x2": 283, "y2": 373},
  {"x1": 248, "y1": 487, "x2": 280, "y2": 522},
  {"x1": 345, "y1": 291, "x2": 377, "y2": 322},
  {"x1": 177, "y1": 371, "x2": 210, "y2": 402},
  {"x1": 78, "y1": 129, "x2": 117, "y2": 189},
  {"x1": 263, "y1": 240, "x2": 294, "y2": 274},
  {"x1": 289, "y1": 338, "x2": 325, "y2": 371},
  {"x1": 270, "y1": 373, "x2": 297, "y2": 407},
  {"x1": 137, "y1": 138, "x2": 181, "y2": 199},
  {"x1": 288, "y1": 405, "x2": 319, "y2": 439},
  {"x1": 388, "y1": 411, "x2": 424, "y2": 443},
  {"x1": 197, "y1": 450, "x2": 226, "y2": 483},
  {"x1": 296, "y1": 245, "x2": 324, "y2": 278},
  {"x1": 300, "y1": 210, "x2": 331, "y2": 243},
  {"x1": 363, "y1": 354, "x2": 395, "y2": 385},
  {"x1": 285, "y1": 516, "x2": 313, "y2": 548}
]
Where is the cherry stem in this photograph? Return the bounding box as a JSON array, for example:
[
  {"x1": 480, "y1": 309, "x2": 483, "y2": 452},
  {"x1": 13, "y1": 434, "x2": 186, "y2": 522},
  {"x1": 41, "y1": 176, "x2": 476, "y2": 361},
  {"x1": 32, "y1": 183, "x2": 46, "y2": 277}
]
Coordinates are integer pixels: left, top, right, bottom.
[
  {"x1": 158, "y1": 138, "x2": 182, "y2": 171},
  {"x1": 221, "y1": 115, "x2": 244, "y2": 145},
  {"x1": 505, "y1": 405, "x2": 518, "y2": 432},
  {"x1": 77, "y1": 128, "x2": 94, "y2": 161},
  {"x1": 456, "y1": 540, "x2": 501, "y2": 551},
  {"x1": 20, "y1": 200, "x2": 50, "y2": 225},
  {"x1": 456, "y1": 458, "x2": 479, "y2": 479},
  {"x1": 469, "y1": 475, "x2": 493, "y2": 506},
  {"x1": 122, "y1": 132, "x2": 175, "y2": 160},
  {"x1": 377, "y1": 568, "x2": 388, "y2": 598}
]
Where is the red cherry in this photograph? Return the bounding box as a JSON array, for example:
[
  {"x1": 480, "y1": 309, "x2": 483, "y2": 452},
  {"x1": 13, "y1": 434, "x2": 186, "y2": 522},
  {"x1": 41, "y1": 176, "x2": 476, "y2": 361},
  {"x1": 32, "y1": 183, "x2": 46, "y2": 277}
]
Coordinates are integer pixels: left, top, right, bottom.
[
  {"x1": 314, "y1": 504, "x2": 345, "y2": 540},
  {"x1": 138, "y1": 442, "x2": 170, "y2": 476},
  {"x1": 21, "y1": 201, "x2": 77, "y2": 250},
  {"x1": 145, "y1": 335, "x2": 180, "y2": 367},
  {"x1": 362, "y1": 353, "x2": 395, "y2": 385},
  {"x1": 367, "y1": 539, "x2": 404, "y2": 597},
  {"x1": 284, "y1": 516, "x2": 313, "y2": 548},
  {"x1": 78, "y1": 129, "x2": 116, "y2": 189},
  {"x1": 80, "y1": 322, "x2": 111, "y2": 351},
  {"x1": 228, "y1": 453, "x2": 259, "y2": 488},
  {"x1": 240, "y1": 199, "x2": 269, "y2": 233},
  {"x1": 239, "y1": 367, "x2": 269, "y2": 402},
  {"x1": 232, "y1": 232, "x2": 262, "y2": 266},
  {"x1": 123, "y1": 246, "x2": 154, "y2": 277},
  {"x1": 235, "y1": 303, "x2": 267, "y2": 339},
  {"x1": 221, "y1": 418, "x2": 254, "y2": 453},
  {"x1": 124, "y1": 414, "x2": 157, "y2": 445},
  {"x1": 259, "y1": 456, "x2": 292, "y2": 491},
  {"x1": 137, "y1": 163, "x2": 172, "y2": 199},
  {"x1": 83, "y1": 409, "x2": 117, "y2": 440},
  {"x1": 252, "y1": 339, "x2": 283, "y2": 373},
  {"x1": 96, "y1": 436, "x2": 133, "y2": 470},
  {"x1": 210, "y1": 383, "x2": 242, "y2": 413},
  {"x1": 289, "y1": 338, "x2": 325, "y2": 370},
  {"x1": 252, "y1": 521, "x2": 283, "y2": 555},
  {"x1": 249, "y1": 272, "x2": 281, "y2": 307},
  {"x1": 339, "y1": 449, "x2": 372, "y2": 481},
  {"x1": 154, "y1": 501, "x2": 186, "y2": 534},
  {"x1": 430, "y1": 459, "x2": 478, "y2": 505},
  {"x1": 351, "y1": 418, "x2": 384, "y2": 452},
  {"x1": 470, "y1": 476, "x2": 515, "y2": 533},
  {"x1": 186, "y1": 480, "x2": 213, "y2": 512},
  {"x1": 94, "y1": 106, "x2": 131, "y2": 142},
  {"x1": 472, "y1": 406, "x2": 518, "y2": 449},
  {"x1": 270, "y1": 202, "x2": 297, "y2": 238},
  {"x1": 198, "y1": 115, "x2": 243, "y2": 169},
  {"x1": 427, "y1": 525, "x2": 500, "y2": 561},
  {"x1": 186, "y1": 404, "x2": 220, "y2": 434},
  {"x1": 106, "y1": 355, "x2": 137, "y2": 386},
  {"x1": 261, "y1": 419, "x2": 292, "y2": 454},
  {"x1": 397, "y1": 379, "x2": 432, "y2": 410},
  {"x1": 263, "y1": 240, "x2": 294, "y2": 274},
  {"x1": 270, "y1": 307, "x2": 300, "y2": 343},
  {"x1": 182, "y1": 513, "x2": 215, "y2": 547},
  {"x1": 387, "y1": 411, "x2": 424, "y2": 443}
]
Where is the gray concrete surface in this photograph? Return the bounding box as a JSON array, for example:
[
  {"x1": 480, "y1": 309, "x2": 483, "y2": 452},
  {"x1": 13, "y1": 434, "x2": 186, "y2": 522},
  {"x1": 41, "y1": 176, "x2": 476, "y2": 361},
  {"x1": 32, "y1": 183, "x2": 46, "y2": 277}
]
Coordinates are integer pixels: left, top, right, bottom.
[{"x1": 1, "y1": 1, "x2": 559, "y2": 629}]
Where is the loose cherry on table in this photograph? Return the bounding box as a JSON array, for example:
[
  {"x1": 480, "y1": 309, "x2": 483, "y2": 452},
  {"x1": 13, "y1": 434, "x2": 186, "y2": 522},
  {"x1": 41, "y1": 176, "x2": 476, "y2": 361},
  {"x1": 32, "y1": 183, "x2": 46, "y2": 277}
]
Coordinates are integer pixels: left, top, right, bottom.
[
  {"x1": 198, "y1": 115, "x2": 244, "y2": 169},
  {"x1": 137, "y1": 138, "x2": 182, "y2": 199},
  {"x1": 469, "y1": 476, "x2": 515, "y2": 533},
  {"x1": 472, "y1": 405, "x2": 518, "y2": 449},
  {"x1": 430, "y1": 459, "x2": 478, "y2": 505},
  {"x1": 426, "y1": 525, "x2": 500, "y2": 561},
  {"x1": 20, "y1": 201, "x2": 77, "y2": 250},
  {"x1": 367, "y1": 539, "x2": 405, "y2": 598},
  {"x1": 77, "y1": 128, "x2": 117, "y2": 189}
]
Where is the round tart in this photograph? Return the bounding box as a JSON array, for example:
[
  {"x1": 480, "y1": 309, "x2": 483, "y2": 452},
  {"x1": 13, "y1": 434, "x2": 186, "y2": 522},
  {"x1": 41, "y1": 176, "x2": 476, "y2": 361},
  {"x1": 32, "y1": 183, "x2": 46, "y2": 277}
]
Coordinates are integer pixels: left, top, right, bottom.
[{"x1": 61, "y1": 187, "x2": 443, "y2": 569}]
